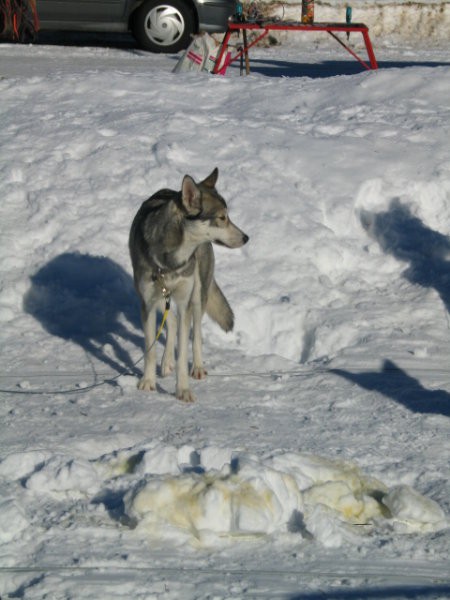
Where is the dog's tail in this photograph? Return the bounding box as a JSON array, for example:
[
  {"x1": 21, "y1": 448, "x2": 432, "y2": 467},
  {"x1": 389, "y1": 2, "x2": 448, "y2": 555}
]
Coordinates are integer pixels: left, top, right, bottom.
[{"x1": 206, "y1": 279, "x2": 234, "y2": 332}]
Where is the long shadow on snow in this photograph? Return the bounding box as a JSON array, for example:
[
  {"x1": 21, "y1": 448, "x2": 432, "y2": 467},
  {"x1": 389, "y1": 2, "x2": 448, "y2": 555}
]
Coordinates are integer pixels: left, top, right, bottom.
[
  {"x1": 328, "y1": 202, "x2": 450, "y2": 416},
  {"x1": 289, "y1": 584, "x2": 450, "y2": 600},
  {"x1": 361, "y1": 199, "x2": 450, "y2": 314},
  {"x1": 245, "y1": 58, "x2": 450, "y2": 78},
  {"x1": 23, "y1": 252, "x2": 143, "y2": 375},
  {"x1": 331, "y1": 360, "x2": 450, "y2": 417}
]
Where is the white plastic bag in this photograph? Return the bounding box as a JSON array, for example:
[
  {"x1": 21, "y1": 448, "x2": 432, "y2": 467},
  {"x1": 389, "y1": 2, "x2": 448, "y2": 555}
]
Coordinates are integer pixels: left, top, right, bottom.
[{"x1": 173, "y1": 33, "x2": 230, "y2": 74}]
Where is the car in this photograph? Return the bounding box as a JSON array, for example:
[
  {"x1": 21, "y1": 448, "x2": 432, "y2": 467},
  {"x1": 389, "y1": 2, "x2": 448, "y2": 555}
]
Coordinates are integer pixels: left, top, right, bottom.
[{"x1": 36, "y1": 0, "x2": 236, "y2": 53}]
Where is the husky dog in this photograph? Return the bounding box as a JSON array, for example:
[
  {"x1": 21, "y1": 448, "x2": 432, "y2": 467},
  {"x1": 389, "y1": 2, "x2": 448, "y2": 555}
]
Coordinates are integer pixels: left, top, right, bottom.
[{"x1": 129, "y1": 168, "x2": 249, "y2": 402}]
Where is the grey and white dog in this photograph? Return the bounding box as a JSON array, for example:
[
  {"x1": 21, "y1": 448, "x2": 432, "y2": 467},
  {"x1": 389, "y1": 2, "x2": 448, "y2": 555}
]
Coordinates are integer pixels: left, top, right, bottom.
[{"x1": 129, "y1": 168, "x2": 249, "y2": 402}]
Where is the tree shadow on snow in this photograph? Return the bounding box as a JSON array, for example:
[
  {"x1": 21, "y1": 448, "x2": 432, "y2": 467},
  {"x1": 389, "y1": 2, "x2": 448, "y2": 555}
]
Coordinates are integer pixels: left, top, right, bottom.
[
  {"x1": 331, "y1": 360, "x2": 450, "y2": 417},
  {"x1": 23, "y1": 253, "x2": 143, "y2": 375},
  {"x1": 289, "y1": 584, "x2": 450, "y2": 600},
  {"x1": 334, "y1": 199, "x2": 450, "y2": 417},
  {"x1": 361, "y1": 199, "x2": 450, "y2": 314}
]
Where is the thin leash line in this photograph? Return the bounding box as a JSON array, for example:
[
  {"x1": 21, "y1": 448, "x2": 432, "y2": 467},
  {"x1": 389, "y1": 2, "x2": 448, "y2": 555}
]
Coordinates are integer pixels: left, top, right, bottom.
[
  {"x1": 154, "y1": 298, "x2": 170, "y2": 345},
  {"x1": 1, "y1": 362, "x2": 450, "y2": 396},
  {"x1": 3, "y1": 268, "x2": 450, "y2": 394},
  {"x1": 2, "y1": 281, "x2": 450, "y2": 395},
  {"x1": 0, "y1": 367, "x2": 301, "y2": 396},
  {"x1": 0, "y1": 300, "x2": 171, "y2": 397},
  {"x1": 2, "y1": 364, "x2": 450, "y2": 381}
]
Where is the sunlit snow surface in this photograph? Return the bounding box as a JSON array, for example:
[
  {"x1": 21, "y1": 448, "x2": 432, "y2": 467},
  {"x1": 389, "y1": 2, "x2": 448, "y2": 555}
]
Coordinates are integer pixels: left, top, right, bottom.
[{"x1": 1, "y1": 27, "x2": 450, "y2": 599}]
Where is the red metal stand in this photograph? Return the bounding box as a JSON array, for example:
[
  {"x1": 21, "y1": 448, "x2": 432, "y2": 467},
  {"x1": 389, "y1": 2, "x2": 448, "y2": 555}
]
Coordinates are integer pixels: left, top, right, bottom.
[{"x1": 213, "y1": 21, "x2": 378, "y2": 75}]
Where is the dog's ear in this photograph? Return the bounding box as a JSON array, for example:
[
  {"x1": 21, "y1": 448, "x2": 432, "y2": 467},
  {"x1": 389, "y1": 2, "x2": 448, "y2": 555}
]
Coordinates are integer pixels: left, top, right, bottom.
[
  {"x1": 181, "y1": 175, "x2": 202, "y2": 215},
  {"x1": 202, "y1": 167, "x2": 219, "y2": 189}
]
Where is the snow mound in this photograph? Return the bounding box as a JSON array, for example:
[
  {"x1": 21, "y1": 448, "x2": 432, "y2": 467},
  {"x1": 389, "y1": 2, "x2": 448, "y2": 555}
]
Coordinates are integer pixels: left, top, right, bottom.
[
  {"x1": 0, "y1": 498, "x2": 29, "y2": 545},
  {"x1": 4, "y1": 444, "x2": 443, "y2": 551},
  {"x1": 123, "y1": 446, "x2": 448, "y2": 547},
  {"x1": 382, "y1": 485, "x2": 448, "y2": 532}
]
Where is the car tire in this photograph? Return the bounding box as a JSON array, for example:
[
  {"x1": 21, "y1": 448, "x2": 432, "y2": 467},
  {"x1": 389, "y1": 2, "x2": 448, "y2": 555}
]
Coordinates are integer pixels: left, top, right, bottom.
[{"x1": 132, "y1": 0, "x2": 195, "y2": 53}]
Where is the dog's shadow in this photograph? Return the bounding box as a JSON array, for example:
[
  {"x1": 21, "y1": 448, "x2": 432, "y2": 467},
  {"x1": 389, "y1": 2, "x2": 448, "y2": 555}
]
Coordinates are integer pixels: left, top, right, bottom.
[{"x1": 23, "y1": 253, "x2": 143, "y2": 374}]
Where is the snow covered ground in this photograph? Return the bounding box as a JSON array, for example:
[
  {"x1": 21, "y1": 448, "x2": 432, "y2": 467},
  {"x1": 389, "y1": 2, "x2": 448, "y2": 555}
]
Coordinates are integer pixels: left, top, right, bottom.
[{"x1": 1, "y1": 24, "x2": 450, "y2": 600}]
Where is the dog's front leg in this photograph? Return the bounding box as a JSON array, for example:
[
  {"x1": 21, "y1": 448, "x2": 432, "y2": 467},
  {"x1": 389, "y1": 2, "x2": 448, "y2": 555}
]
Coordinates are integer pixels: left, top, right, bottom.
[
  {"x1": 138, "y1": 301, "x2": 157, "y2": 391},
  {"x1": 190, "y1": 268, "x2": 207, "y2": 380},
  {"x1": 191, "y1": 300, "x2": 207, "y2": 380},
  {"x1": 161, "y1": 309, "x2": 176, "y2": 377},
  {"x1": 176, "y1": 304, "x2": 195, "y2": 403}
]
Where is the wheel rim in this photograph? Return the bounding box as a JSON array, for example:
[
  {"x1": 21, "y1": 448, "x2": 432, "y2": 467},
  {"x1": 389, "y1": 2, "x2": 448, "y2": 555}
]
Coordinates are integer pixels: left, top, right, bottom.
[{"x1": 144, "y1": 5, "x2": 185, "y2": 47}]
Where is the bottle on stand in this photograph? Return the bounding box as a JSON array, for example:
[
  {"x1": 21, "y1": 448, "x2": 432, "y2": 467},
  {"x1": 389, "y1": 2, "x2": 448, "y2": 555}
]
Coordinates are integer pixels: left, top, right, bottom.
[
  {"x1": 235, "y1": 0, "x2": 244, "y2": 21},
  {"x1": 346, "y1": 5, "x2": 352, "y2": 39},
  {"x1": 301, "y1": 0, "x2": 314, "y2": 24}
]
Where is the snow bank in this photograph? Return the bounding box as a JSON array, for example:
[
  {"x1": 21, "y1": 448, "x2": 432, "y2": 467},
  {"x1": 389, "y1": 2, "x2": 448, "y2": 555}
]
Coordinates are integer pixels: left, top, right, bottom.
[
  {"x1": 1, "y1": 34, "x2": 450, "y2": 599},
  {"x1": 1, "y1": 43, "x2": 450, "y2": 369},
  {"x1": 0, "y1": 498, "x2": 29, "y2": 545}
]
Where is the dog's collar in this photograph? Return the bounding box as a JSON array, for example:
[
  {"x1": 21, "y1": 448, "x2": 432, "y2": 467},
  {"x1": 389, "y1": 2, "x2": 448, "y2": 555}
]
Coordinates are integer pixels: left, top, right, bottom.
[
  {"x1": 152, "y1": 255, "x2": 195, "y2": 295},
  {"x1": 152, "y1": 255, "x2": 192, "y2": 276}
]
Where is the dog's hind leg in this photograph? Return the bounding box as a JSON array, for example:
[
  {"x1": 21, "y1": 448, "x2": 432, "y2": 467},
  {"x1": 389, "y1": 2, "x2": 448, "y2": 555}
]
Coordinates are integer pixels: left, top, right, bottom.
[
  {"x1": 176, "y1": 304, "x2": 195, "y2": 402},
  {"x1": 138, "y1": 301, "x2": 157, "y2": 391},
  {"x1": 161, "y1": 309, "x2": 176, "y2": 377}
]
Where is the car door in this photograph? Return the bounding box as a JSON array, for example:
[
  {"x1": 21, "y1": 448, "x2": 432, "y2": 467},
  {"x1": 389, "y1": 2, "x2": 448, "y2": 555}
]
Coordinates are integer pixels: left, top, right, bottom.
[{"x1": 37, "y1": 0, "x2": 126, "y2": 25}]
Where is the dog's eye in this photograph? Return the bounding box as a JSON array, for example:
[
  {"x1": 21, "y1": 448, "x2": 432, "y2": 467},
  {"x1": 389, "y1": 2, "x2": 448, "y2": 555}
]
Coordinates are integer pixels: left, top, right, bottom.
[{"x1": 219, "y1": 215, "x2": 227, "y2": 222}]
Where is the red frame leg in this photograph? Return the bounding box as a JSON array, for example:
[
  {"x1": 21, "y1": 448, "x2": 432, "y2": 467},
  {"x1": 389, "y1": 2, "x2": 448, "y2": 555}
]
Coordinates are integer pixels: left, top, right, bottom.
[
  {"x1": 213, "y1": 22, "x2": 378, "y2": 75},
  {"x1": 213, "y1": 30, "x2": 232, "y2": 75},
  {"x1": 362, "y1": 29, "x2": 378, "y2": 69}
]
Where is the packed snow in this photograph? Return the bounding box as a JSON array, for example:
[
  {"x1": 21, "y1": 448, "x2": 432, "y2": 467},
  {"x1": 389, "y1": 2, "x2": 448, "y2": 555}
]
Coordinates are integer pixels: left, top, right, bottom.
[{"x1": 1, "y1": 11, "x2": 450, "y2": 599}]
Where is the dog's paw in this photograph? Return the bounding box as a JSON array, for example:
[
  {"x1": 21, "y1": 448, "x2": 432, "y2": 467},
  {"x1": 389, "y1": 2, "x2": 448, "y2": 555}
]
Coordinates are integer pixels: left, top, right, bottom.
[
  {"x1": 191, "y1": 366, "x2": 207, "y2": 380},
  {"x1": 176, "y1": 388, "x2": 196, "y2": 403},
  {"x1": 137, "y1": 378, "x2": 156, "y2": 391},
  {"x1": 161, "y1": 358, "x2": 175, "y2": 378}
]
